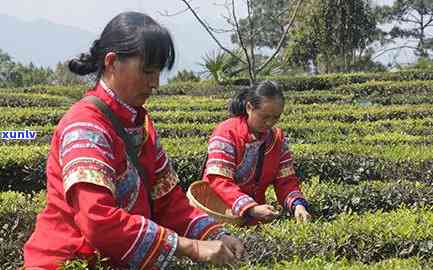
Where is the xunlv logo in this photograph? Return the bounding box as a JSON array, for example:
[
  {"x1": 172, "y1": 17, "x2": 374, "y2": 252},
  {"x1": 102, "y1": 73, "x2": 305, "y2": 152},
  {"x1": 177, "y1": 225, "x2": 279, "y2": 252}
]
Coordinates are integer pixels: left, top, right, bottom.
[{"x1": 0, "y1": 130, "x2": 37, "y2": 140}]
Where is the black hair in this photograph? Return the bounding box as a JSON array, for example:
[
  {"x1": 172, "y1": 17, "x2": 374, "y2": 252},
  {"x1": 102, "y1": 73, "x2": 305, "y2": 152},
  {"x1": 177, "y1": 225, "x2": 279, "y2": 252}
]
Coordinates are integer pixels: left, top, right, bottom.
[
  {"x1": 68, "y1": 12, "x2": 175, "y2": 79},
  {"x1": 229, "y1": 80, "x2": 284, "y2": 116}
]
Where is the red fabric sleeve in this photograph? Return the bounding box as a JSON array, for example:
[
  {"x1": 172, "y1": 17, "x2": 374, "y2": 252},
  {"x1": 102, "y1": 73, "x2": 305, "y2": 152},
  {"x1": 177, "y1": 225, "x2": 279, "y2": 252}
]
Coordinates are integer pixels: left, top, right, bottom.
[
  {"x1": 206, "y1": 174, "x2": 258, "y2": 217},
  {"x1": 153, "y1": 185, "x2": 226, "y2": 240},
  {"x1": 71, "y1": 183, "x2": 178, "y2": 270},
  {"x1": 151, "y1": 138, "x2": 227, "y2": 240},
  {"x1": 273, "y1": 137, "x2": 305, "y2": 210}
]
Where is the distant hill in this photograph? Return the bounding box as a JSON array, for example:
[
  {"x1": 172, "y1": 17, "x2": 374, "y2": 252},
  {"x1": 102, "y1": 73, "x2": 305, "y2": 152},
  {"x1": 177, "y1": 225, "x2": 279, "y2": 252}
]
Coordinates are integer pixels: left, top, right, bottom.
[
  {"x1": 0, "y1": 13, "x2": 231, "y2": 82},
  {"x1": 0, "y1": 14, "x2": 96, "y2": 68}
]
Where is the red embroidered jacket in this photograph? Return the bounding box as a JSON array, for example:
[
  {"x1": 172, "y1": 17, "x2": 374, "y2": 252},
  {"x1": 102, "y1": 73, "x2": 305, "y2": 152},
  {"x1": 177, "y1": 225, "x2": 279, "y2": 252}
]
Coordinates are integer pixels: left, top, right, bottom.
[
  {"x1": 23, "y1": 81, "x2": 225, "y2": 270},
  {"x1": 203, "y1": 116, "x2": 307, "y2": 219}
]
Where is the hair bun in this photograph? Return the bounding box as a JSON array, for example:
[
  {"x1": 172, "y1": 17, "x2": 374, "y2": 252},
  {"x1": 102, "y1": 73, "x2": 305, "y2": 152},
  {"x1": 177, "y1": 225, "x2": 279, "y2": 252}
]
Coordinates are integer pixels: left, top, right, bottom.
[{"x1": 68, "y1": 54, "x2": 98, "y2": 75}]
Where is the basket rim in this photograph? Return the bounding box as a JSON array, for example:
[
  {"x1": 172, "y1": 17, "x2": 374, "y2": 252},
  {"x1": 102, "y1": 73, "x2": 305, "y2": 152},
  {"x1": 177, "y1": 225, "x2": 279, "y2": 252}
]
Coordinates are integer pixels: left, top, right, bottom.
[{"x1": 187, "y1": 181, "x2": 243, "y2": 223}]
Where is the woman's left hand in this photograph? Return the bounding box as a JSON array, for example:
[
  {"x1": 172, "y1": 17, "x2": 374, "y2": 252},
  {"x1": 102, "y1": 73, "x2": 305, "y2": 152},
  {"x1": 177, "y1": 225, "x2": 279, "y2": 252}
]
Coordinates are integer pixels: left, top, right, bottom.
[
  {"x1": 219, "y1": 235, "x2": 245, "y2": 260},
  {"x1": 294, "y1": 205, "x2": 311, "y2": 223}
]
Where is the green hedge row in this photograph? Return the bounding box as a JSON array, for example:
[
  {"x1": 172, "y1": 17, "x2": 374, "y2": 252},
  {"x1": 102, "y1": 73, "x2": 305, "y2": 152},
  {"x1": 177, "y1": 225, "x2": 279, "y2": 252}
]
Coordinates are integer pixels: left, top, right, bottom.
[
  {"x1": 172, "y1": 256, "x2": 428, "y2": 270},
  {"x1": 2, "y1": 69, "x2": 433, "y2": 101},
  {"x1": 337, "y1": 80, "x2": 433, "y2": 96},
  {"x1": 3, "y1": 142, "x2": 433, "y2": 192},
  {"x1": 155, "y1": 121, "x2": 433, "y2": 145},
  {"x1": 1, "y1": 85, "x2": 431, "y2": 114},
  {"x1": 4, "y1": 103, "x2": 433, "y2": 127},
  {"x1": 0, "y1": 84, "x2": 88, "y2": 100},
  {"x1": 156, "y1": 81, "x2": 236, "y2": 96},
  {"x1": 3, "y1": 179, "x2": 433, "y2": 269},
  {"x1": 228, "y1": 69, "x2": 433, "y2": 91},
  {"x1": 3, "y1": 116, "x2": 433, "y2": 147},
  {"x1": 175, "y1": 207, "x2": 433, "y2": 268},
  {"x1": 303, "y1": 178, "x2": 433, "y2": 221},
  {"x1": 0, "y1": 92, "x2": 73, "y2": 107},
  {"x1": 236, "y1": 257, "x2": 427, "y2": 270},
  {"x1": 0, "y1": 191, "x2": 45, "y2": 270},
  {"x1": 285, "y1": 90, "x2": 353, "y2": 104},
  {"x1": 0, "y1": 107, "x2": 66, "y2": 126}
]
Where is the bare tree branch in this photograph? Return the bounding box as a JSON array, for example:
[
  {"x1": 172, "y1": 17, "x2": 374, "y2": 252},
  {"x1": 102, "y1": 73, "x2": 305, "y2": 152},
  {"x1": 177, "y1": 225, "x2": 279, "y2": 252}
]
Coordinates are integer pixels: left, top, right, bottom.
[
  {"x1": 157, "y1": 7, "x2": 191, "y2": 17},
  {"x1": 179, "y1": 0, "x2": 247, "y2": 64},
  {"x1": 246, "y1": 0, "x2": 256, "y2": 81},
  {"x1": 231, "y1": 0, "x2": 253, "y2": 81},
  {"x1": 407, "y1": 12, "x2": 421, "y2": 23},
  {"x1": 425, "y1": 14, "x2": 433, "y2": 27},
  {"x1": 372, "y1": 45, "x2": 419, "y2": 60},
  {"x1": 257, "y1": 0, "x2": 304, "y2": 73},
  {"x1": 400, "y1": 17, "x2": 422, "y2": 24},
  {"x1": 228, "y1": 66, "x2": 249, "y2": 77}
]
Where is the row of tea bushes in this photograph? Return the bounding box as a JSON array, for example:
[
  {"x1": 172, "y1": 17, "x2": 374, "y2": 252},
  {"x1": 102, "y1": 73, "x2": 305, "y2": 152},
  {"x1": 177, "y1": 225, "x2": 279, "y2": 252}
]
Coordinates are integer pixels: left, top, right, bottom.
[
  {"x1": 2, "y1": 180, "x2": 433, "y2": 270},
  {"x1": 227, "y1": 69, "x2": 433, "y2": 91},
  {"x1": 0, "y1": 92, "x2": 73, "y2": 107},
  {"x1": 4, "y1": 116, "x2": 433, "y2": 147},
  {"x1": 2, "y1": 141, "x2": 433, "y2": 192},
  {"x1": 5, "y1": 103, "x2": 433, "y2": 127},
  {"x1": 0, "y1": 84, "x2": 88, "y2": 100},
  {"x1": 3, "y1": 188, "x2": 432, "y2": 270}
]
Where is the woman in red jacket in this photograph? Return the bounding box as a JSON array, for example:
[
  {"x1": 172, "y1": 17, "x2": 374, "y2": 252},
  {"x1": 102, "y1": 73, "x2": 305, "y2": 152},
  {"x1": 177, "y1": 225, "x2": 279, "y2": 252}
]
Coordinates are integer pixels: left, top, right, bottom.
[
  {"x1": 203, "y1": 81, "x2": 310, "y2": 224},
  {"x1": 23, "y1": 11, "x2": 243, "y2": 270}
]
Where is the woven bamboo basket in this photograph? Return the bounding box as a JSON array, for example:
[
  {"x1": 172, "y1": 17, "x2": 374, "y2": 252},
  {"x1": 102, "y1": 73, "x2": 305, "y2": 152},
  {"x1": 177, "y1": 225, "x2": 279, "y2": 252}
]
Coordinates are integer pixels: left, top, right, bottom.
[{"x1": 187, "y1": 181, "x2": 244, "y2": 225}]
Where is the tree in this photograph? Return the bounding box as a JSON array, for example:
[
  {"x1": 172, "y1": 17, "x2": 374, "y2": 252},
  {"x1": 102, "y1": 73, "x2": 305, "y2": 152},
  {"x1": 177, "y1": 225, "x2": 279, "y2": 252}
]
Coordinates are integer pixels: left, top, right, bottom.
[
  {"x1": 175, "y1": 0, "x2": 304, "y2": 85},
  {"x1": 53, "y1": 61, "x2": 88, "y2": 85},
  {"x1": 230, "y1": 0, "x2": 292, "y2": 49},
  {"x1": 0, "y1": 48, "x2": 55, "y2": 87},
  {"x1": 167, "y1": 69, "x2": 201, "y2": 83},
  {"x1": 0, "y1": 49, "x2": 19, "y2": 87},
  {"x1": 286, "y1": 0, "x2": 382, "y2": 73},
  {"x1": 379, "y1": 0, "x2": 433, "y2": 58}
]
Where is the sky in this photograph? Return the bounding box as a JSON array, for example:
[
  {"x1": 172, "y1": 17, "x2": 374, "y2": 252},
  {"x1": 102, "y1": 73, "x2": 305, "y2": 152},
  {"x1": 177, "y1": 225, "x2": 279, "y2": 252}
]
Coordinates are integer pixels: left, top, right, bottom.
[
  {"x1": 1, "y1": 0, "x2": 406, "y2": 76},
  {"x1": 2, "y1": 0, "x2": 242, "y2": 80}
]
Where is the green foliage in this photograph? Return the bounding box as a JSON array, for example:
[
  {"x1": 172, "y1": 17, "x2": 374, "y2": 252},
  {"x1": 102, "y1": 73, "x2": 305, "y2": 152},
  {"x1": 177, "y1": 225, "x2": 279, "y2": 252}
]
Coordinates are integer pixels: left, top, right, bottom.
[
  {"x1": 0, "y1": 49, "x2": 54, "y2": 87},
  {"x1": 0, "y1": 191, "x2": 45, "y2": 270},
  {"x1": 0, "y1": 92, "x2": 73, "y2": 107},
  {"x1": 59, "y1": 254, "x2": 114, "y2": 270},
  {"x1": 4, "y1": 69, "x2": 433, "y2": 269},
  {"x1": 199, "y1": 50, "x2": 243, "y2": 83},
  {"x1": 156, "y1": 80, "x2": 234, "y2": 96},
  {"x1": 230, "y1": 0, "x2": 290, "y2": 49},
  {"x1": 230, "y1": 69, "x2": 433, "y2": 91},
  {"x1": 53, "y1": 61, "x2": 91, "y2": 85},
  {"x1": 304, "y1": 178, "x2": 433, "y2": 220},
  {"x1": 286, "y1": 0, "x2": 382, "y2": 73},
  {"x1": 379, "y1": 0, "x2": 433, "y2": 57},
  {"x1": 406, "y1": 57, "x2": 433, "y2": 70},
  {"x1": 168, "y1": 69, "x2": 200, "y2": 84}
]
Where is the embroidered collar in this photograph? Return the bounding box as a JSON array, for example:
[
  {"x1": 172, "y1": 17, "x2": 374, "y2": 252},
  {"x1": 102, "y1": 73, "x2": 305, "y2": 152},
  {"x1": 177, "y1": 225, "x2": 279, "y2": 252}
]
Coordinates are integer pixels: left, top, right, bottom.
[
  {"x1": 85, "y1": 80, "x2": 147, "y2": 127},
  {"x1": 237, "y1": 116, "x2": 271, "y2": 144}
]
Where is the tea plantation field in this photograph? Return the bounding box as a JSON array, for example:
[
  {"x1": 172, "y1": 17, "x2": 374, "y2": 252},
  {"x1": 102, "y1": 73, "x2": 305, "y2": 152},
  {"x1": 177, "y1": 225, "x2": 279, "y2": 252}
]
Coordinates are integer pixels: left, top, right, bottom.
[{"x1": 2, "y1": 70, "x2": 433, "y2": 269}]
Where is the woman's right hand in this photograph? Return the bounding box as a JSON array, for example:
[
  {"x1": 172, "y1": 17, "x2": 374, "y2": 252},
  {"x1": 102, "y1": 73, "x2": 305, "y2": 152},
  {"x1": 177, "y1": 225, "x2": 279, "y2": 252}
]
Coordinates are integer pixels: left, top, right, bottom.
[
  {"x1": 195, "y1": 239, "x2": 238, "y2": 265},
  {"x1": 246, "y1": 204, "x2": 280, "y2": 222},
  {"x1": 176, "y1": 237, "x2": 239, "y2": 265}
]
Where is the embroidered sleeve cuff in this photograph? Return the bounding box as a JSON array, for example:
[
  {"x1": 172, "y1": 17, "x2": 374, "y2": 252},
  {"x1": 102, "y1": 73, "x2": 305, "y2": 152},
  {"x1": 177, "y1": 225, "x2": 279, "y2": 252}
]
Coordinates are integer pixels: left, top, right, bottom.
[
  {"x1": 232, "y1": 195, "x2": 258, "y2": 217},
  {"x1": 150, "y1": 230, "x2": 178, "y2": 270},
  {"x1": 204, "y1": 228, "x2": 231, "y2": 241},
  {"x1": 125, "y1": 219, "x2": 178, "y2": 270},
  {"x1": 291, "y1": 198, "x2": 309, "y2": 213},
  {"x1": 184, "y1": 215, "x2": 224, "y2": 240},
  {"x1": 283, "y1": 191, "x2": 305, "y2": 212}
]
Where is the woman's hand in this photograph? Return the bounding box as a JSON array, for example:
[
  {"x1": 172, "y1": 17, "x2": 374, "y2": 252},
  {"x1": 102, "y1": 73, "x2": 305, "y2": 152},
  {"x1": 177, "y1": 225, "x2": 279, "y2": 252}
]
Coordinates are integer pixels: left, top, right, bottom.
[
  {"x1": 246, "y1": 204, "x2": 280, "y2": 222},
  {"x1": 294, "y1": 204, "x2": 311, "y2": 223},
  {"x1": 219, "y1": 235, "x2": 245, "y2": 259},
  {"x1": 176, "y1": 236, "x2": 243, "y2": 265}
]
